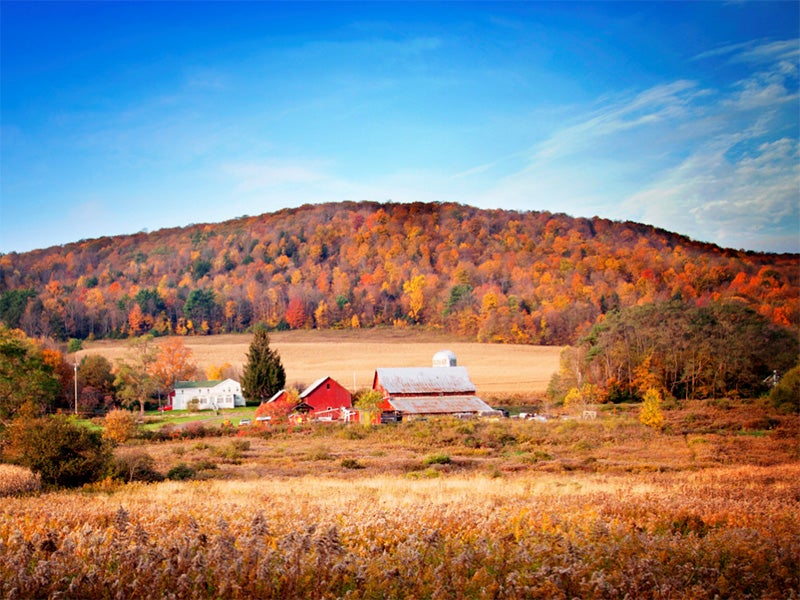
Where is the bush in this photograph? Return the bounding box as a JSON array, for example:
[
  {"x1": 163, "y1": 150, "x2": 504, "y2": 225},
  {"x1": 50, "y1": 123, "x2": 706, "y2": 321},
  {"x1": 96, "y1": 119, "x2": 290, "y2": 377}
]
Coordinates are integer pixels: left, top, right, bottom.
[
  {"x1": 770, "y1": 365, "x2": 800, "y2": 413},
  {"x1": 3, "y1": 414, "x2": 110, "y2": 488},
  {"x1": 103, "y1": 409, "x2": 139, "y2": 444},
  {"x1": 167, "y1": 463, "x2": 196, "y2": 481},
  {"x1": 111, "y1": 451, "x2": 163, "y2": 483},
  {"x1": 423, "y1": 453, "x2": 451, "y2": 466},
  {"x1": 340, "y1": 458, "x2": 365, "y2": 469}
]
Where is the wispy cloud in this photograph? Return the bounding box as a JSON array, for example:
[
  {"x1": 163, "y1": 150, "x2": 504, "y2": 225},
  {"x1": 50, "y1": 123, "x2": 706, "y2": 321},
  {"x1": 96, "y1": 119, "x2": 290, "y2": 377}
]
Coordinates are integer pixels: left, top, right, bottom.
[{"x1": 472, "y1": 38, "x2": 799, "y2": 251}]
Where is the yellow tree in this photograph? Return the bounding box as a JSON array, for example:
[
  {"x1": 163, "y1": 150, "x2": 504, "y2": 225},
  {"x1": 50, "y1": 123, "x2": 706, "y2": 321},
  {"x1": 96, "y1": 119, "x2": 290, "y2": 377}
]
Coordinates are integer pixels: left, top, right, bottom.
[
  {"x1": 639, "y1": 387, "x2": 665, "y2": 430},
  {"x1": 206, "y1": 362, "x2": 232, "y2": 380},
  {"x1": 402, "y1": 274, "x2": 426, "y2": 323}
]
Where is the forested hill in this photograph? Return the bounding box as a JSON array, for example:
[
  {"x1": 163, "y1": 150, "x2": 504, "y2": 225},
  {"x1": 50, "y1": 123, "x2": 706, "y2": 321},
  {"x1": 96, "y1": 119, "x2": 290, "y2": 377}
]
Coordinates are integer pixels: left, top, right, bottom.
[{"x1": 1, "y1": 201, "x2": 797, "y2": 345}]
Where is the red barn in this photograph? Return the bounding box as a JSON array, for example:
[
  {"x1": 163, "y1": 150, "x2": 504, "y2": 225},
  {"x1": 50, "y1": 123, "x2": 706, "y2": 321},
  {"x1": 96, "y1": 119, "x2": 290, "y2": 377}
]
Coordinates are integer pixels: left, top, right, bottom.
[{"x1": 299, "y1": 376, "x2": 352, "y2": 421}]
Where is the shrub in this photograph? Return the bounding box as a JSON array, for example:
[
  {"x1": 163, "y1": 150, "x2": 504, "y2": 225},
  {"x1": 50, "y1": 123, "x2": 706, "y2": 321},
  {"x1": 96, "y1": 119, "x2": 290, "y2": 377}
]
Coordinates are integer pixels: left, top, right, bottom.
[
  {"x1": 0, "y1": 464, "x2": 41, "y2": 497},
  {"x1": 3, "y1": 414, "x2": 110, "y2": 488},
  {"x1": 340, "y1": 458, "x2": 365, "y2": 469},
  {"x1": 166, "y1": 463, "x2": 196, "y2": 480},
  {"x1": 770, "y1": 365, "x2": 800, "y2": 413},
  {"x1": 111, "y1": 451, "x2": 163, "y2": 483},
  {"x1": 423, "y1": 453, "x2": 451, "y2": 466},
  {"x1": 102, "y1": 409, "x2": 139, "y2": 444}
]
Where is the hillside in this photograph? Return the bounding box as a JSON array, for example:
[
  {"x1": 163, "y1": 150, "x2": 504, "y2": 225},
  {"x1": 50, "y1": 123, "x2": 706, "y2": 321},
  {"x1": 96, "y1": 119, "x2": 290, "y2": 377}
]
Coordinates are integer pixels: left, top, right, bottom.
[{"x1": 1, "y1": 201, "x2": 797, "y2": 345}]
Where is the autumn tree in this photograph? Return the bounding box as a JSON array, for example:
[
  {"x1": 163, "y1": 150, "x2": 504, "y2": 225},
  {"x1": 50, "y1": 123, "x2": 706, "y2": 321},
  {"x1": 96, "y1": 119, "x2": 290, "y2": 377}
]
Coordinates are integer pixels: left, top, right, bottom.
[
  {"x1": 78, "y1": 354, "x2": 116, "y2": 414},
  {"x1": 0, "y1": 325, "x2": 60, "y2": 420},
  {"x1": 114, "y1": 335, "x2": 157, "y2": 417},
  {"x1": 403, "y1": 274, "x2": 426, "y2": 323},
  {"x1": 241, "y1": 326, "x2": 285, "y2": 403},
  {"x1": 639, "y1": 388, "x2": 665, "y2": 430},
  {"x1": 206, "y1": 362, "x2": 233, "y2": 380},
  {"x1": 354, "y1": 389, "x2": 383, "y2": 425},
  {"x1": 102, "y1": 408, "x2": 139, "y2": 444},
  {"x1": 150, "y1": 338, "x2": 198, "y2": 401},
  {"x1": 286, "y1": 297, "x2": 307, "y2": 329}
]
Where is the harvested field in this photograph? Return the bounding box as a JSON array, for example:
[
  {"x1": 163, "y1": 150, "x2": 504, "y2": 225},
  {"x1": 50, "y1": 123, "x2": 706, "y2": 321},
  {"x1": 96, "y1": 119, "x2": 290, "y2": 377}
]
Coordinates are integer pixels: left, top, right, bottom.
[{"x1": 75, "y1": 329, "x2": 562, "y2": 396}]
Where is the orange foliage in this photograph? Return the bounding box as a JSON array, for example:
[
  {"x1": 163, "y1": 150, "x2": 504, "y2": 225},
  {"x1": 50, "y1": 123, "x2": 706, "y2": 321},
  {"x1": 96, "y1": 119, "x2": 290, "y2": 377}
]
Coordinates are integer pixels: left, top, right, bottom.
[{"x1": 1, "y1": 202, "x2": 796, "y2": 345}]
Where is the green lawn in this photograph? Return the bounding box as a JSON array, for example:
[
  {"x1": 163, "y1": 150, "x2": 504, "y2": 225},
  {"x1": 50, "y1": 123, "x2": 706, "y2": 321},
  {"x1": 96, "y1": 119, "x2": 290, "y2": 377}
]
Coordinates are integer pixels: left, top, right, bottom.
[{"x1": 139, "y1": 406, "x2": 258, "y2": 430}]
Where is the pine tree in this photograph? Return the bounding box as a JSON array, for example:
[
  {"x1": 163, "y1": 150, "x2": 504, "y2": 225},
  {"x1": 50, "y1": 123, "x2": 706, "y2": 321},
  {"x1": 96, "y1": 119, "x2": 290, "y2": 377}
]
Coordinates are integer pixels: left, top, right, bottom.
[{"x1": 241, "y1": 326, "x2": 286, "y2": 403}]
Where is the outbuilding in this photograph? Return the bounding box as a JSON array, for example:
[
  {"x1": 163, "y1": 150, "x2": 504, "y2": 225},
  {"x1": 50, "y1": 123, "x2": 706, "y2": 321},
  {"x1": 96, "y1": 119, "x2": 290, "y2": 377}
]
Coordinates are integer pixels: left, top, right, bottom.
[
  {"x1": 298, "y1": 376, "x2": 353, "y2": 420},
  {"x1": 372, "y1": 355, "x2": 498, "y2": 420}
]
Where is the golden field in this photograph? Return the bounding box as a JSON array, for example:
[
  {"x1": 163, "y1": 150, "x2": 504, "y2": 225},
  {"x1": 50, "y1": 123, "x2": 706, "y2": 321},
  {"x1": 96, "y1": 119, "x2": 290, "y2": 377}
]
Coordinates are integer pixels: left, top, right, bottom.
[
  {"x1": 75, "y1": 329, "x2": 563, "y2": 396},
  {"x1": 1, "y1": 405, "x2": 799, "y2": 599}
]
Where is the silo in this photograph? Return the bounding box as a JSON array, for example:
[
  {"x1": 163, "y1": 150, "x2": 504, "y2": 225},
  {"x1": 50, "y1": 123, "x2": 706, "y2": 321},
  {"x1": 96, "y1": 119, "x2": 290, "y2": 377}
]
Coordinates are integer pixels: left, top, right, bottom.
[{"x1": 432, "y1": 350, "x2": 457, "y2": 368}]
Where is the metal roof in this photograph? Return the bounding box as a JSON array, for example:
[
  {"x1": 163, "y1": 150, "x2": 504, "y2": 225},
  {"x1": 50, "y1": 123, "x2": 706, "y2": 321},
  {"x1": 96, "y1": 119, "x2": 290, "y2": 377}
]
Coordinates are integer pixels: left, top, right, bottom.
[
  {"x1": 386, "y1": 395, "x2": 494, "y2": 415},
  {"x1": 375, "y1": 367, "x2": 476, "y2": 395}
]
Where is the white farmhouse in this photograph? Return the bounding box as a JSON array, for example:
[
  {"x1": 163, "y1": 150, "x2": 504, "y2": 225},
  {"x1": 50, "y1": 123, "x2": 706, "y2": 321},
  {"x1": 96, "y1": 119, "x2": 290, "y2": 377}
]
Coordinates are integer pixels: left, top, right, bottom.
[{"x1": 170, "y1": 379, "x2": 245, "y2": 411}]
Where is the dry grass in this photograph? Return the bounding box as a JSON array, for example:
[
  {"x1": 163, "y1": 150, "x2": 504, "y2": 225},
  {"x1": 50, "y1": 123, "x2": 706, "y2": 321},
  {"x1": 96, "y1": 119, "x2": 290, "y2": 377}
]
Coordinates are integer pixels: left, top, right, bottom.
[
  {"x1": 2, "y1": 404, "x2": 798, "y2": 598},
  {"x1": 0, "y1": 464, "x2": 41, "y2": 497},
  {"x1": 1, "y1": 465, "x2": 797, "y2": 599},
  {"x1": 76, "y1": 329, "x2": 562, "y2": 395}
]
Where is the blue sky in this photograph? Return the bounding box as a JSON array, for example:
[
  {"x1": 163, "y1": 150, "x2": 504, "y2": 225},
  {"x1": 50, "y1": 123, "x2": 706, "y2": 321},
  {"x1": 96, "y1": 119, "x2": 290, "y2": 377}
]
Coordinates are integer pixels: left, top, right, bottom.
[{"x1": 1, "y1": 1, "x2": 798, "y2": 254}]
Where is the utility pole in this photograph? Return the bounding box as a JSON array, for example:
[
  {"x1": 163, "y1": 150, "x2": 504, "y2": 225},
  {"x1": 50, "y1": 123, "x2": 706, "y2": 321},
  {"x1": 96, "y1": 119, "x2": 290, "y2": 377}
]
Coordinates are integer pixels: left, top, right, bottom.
[{"x1": 73, "y1": 360, "x2": 79, "y2": 415}]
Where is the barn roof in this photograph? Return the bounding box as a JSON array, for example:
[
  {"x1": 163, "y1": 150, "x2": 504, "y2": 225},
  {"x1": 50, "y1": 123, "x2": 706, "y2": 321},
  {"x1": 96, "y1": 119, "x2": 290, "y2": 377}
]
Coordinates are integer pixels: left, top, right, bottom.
[
  {"x1": 300, "y1": 376, "x2": 332, "y2": 399},
  {"x1": 266, "y1": 389, "x2": 287, "y2": 403},
  {"x1": 386, "y1": 395, "x2": 494, "y2": 415},
  {"x1": 375, "y1": 367, "x2": 476, "y2": 395}
]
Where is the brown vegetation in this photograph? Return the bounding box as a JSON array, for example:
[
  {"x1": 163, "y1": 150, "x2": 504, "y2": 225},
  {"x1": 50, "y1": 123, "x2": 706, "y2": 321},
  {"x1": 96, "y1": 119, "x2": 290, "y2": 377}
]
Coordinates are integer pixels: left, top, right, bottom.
[{"x1": 1, "y1": 403, "x2": 798, "y2": 599}]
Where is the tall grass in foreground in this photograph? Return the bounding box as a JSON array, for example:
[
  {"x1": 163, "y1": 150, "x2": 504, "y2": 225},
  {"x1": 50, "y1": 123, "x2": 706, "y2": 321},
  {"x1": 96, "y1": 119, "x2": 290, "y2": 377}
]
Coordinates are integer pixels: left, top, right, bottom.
[
  {"x1": 0, "y1": 464, "x2": 41, "y2": 497},
  {"x1": 1, "y1": 465, "x2": 798, "y2": 599}
]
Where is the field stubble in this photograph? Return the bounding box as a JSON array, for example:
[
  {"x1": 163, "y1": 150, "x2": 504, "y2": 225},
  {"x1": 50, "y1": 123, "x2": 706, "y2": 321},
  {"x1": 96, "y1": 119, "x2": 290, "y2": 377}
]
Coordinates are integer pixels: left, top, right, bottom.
[{"x1": 75, "y1": 329, "x2": 562, "y2": 396}]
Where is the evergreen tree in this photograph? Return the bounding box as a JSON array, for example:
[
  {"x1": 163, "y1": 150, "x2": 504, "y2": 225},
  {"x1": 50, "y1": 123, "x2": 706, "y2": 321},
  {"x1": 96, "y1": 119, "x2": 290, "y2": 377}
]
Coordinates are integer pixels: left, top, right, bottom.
[{"x1": 241, "y1": 326, "x2": 285, "y2": 403}]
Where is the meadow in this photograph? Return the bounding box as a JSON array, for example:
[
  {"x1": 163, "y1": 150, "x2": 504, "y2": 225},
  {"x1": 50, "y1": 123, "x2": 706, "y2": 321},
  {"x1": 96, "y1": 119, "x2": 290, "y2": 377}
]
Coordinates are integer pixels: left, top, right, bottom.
[
  {"x1": 74, "y1": 329, "x2": 562, "y2": 397},
  {"x1": 1, "y1": 401, "x2": 798, "y2": 599}
]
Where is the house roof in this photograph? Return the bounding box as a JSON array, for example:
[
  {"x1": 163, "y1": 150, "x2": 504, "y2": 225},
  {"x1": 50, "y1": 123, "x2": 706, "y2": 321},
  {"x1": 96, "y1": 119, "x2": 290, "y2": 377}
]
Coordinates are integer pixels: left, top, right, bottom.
[
  {"x1": 300, "y1": 376, "x2": 333, "y2": 399},
  {"x1": 174, "y1": 380, "x2": 224, "y2": 389},
  {"x1": 375, "y1": 367, "x2": 476, "y2": 395},
  {"x1": 386, "y1": 395, "x2": 494, "y2": 415}
]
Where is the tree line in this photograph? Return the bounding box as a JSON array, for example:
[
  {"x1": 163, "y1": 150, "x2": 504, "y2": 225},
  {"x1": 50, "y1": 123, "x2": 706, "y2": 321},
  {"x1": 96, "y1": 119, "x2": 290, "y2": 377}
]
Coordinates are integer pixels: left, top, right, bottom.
[
  {"x1": 549, "y1": 299, "x2": 798, "y2": 406},
  {"x1": 0, "y1": 201, "x2": 796, "y2": 346}
]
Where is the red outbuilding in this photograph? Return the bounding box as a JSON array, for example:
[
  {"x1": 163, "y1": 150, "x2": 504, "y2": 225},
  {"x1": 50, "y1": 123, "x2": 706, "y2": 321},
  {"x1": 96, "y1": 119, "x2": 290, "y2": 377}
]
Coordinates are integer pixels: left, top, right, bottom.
[{"x1": 299, "y1": 376, "x2": 352, "y2": 421}]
